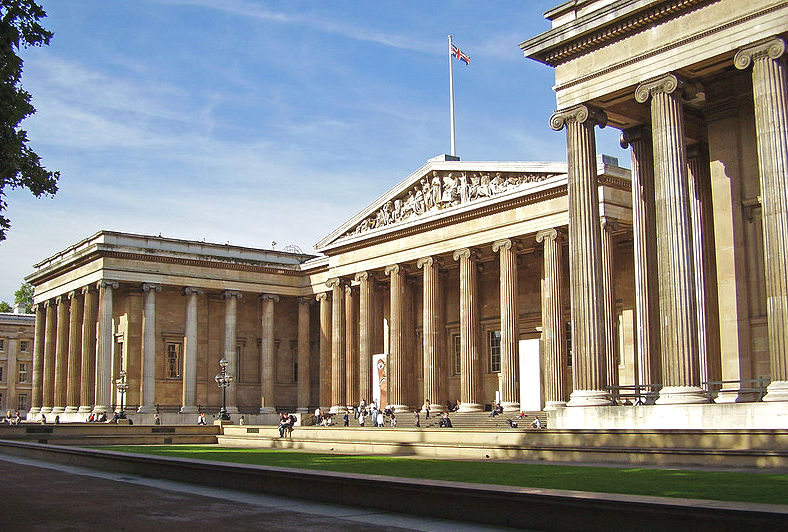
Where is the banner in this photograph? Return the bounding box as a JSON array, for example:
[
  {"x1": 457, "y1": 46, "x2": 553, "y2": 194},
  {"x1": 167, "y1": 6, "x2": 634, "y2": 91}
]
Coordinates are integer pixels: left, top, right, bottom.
[{"x1": 371, "y1": 353, "x2": 387, "y2": 407}]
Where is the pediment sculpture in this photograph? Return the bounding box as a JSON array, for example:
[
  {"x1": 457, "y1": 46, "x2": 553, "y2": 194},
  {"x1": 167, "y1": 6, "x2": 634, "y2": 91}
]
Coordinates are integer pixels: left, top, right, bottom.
[{"x1": 344, "y1": 170, "x2": 559, "y2": 237}]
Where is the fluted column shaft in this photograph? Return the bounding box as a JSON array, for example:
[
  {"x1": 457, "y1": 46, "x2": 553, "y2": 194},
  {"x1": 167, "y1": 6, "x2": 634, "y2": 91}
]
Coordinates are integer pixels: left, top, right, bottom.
[
  {"x1": 736, "y1": 37, "x2": 788, "y2": 401},
  {"x1": 537, "y1": 229, "x2": 567, "y2": 409},
  {"x1": 79, "y1": 286, "x2": 97, "y2": 412},
  {"x1": 52, "y1": 295, "x2": 69, "y2": 413},
  {"x1": 30, "y1": 304, "x2": 45, "y2": 413},
  {"x1": 297, "y1": 297, "x2": 312, "y2": 411},
  {"x1": 356, "y1": 272, "x2": 373, "y2": 403},
  {"x1": 621, "y1": 128, "x2": 661, "y2": 398},
  {"x1": 453, "y1": 249, "x2": 482, "y2": 412},
  {"x1": 326, "y1": 278, "x2": 346, "y2": 413},
  {"x1": 259, "y1": 294, "x2": 278, "y2": 413},
  {"x1": 385, "y1": 265, "x2": 408, "y2": 412},
  {"x1": 65, "y1": 291, "x2": 83, "y2": 412},
  {"x1": 418, "y1": 257, "x2": 445, "y2": 413},
  {"x1": 222, "y1": 290, "x2": 242, "y2": 414},
  {"x1": 138, "y1": 284, "x2": 160, "y2": 413},
  {"x1": 550, "y1": 104, "x2": 611, "y2": 406},
  {"x1": 636, "y1": 74, "x2": 705, "y2": 404},
  {"x1": 344, "y1": 285, "x2": 358, "y2": 406},
  {"x1": 600, "y1": 218, "x2": 619, "y2": 399},
  {"x1": 94, "y1": 281, "x2": 118, "y2": 413},
  {"x1": 41, "y1": 300, "x2": 56, "y2": 413},
  {"x1": 492, "y1": 240, "x2": 520, "y2": 411},
  {"x1": 180, "y1": 287, "x2": 201, "y2": 414},
  {"x1": 316, "y1": 292, "x2": 332, "y2": 408}
]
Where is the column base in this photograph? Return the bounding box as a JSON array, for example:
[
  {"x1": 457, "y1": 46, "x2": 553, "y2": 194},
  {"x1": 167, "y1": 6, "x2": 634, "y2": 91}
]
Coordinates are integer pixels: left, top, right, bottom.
[
  {"x1": 544, "y1": 401, "x2": 567, "y2": 410},
  {"x1": 64, "y1": 406, "x2": 79, "y2": 413},
  {"x1": 78, "y1": 405, "x2": 93, "y2": 414},
  {"x1": 390, "y1": 404, "x2": 410, "y2": 414},
  {"x1": 457, "y1": 402, "x2": 483, "y2": 413},
  {"x1": 180, "y1": 405, "x2": 199, "y2": 414},
  {"x1": 714, "y1": 388, "x2": 760, "y2": 404},
  {"x1": 567, "y1": 390, "x2": 612, "y2": 407},
  {"x1": 763, "y1": 381, "x2": 788, "y2": 402},
  {"x1": 92, "y1": 405, "x2": 109, "y2": 414},
  {"x1": 137, "y1": 405, "x2": 156, "y2": 414},
  {"x1": 655, "y1": 386, "x2": 708, "y2": 405},
  {"x1": 40, "y1": 407, "x2": 52, "y2": 414},
  {"x1": 296, "y1": 407, "x2": 309, "y2": 413},
  {"x1": 329, "y1": 405, "x2": 347, "y2": 414},
  {"x1": 50, "y1": 406, "x2": 65, "y2": 414},
  {"x1": 224, "y1": 406, "x2": 239, "y2": 414},
  {"x1": 500, "y1": 402, "x2": 520, "y2": 412},
  {"x1": 29, "y1": 407, "x2": 41, "y2": 415},
  {"x1": 259, "y1": 406, "x2": 276, "y2": 414}
]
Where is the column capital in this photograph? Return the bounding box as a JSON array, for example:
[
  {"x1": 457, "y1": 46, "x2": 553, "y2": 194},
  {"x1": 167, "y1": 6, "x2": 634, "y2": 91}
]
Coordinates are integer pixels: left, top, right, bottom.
[
  {"x1": 181, "y1": 286, "x2": 203, "y2": 296},
  {"x1": 619, "y1": 126, "x2": 651, "y2": 148},
  {"x1": 54, "y1": 293, "x2": 68, "y2": 304},
  {"x1": 536, "y1": 228, "x2": 562, "y2": 244},
  {"x1": 635, "y1": 73, "x2": 698, "y2": 103},
  {"x1": 549, "y1": 104, "x2": 607, "y2": 131},
  {"x1": 354, "y1": 271, "x2": 369, "y2": 282},
  {"x1": 97, "y1": 280, "x2": 119, "y2": 291},
  {"x1": 734, "y1": 37, "x2": 786, "y2": 70},
  {"x1": 315, "y1": 292, "x2": 330, "y2": 303},
  {"x1": 452, "y1": 247, "x2": 479, "y2": 262},
  {"x1": 384, "y1": 264, "x2": 400, "y2": 276},
  {"x1": 344, "y1": 284, "x2": 356, "y2": 295},
  {"x1": 259, "y1": 293, "x2": 280, "y2": 303},
  {"x1": 298, "y1": 296, "x2": 314, "y2": 305},
  {"x1": 326, "y1": 277, "x2": 346, "y2": 289},
  {"x1": 30, "y1": 303, "x2": 39, "y2": 313},
  {"x1": 67, "y1": 289, "x2": 81, "y2": 300},
  {"x1": 492, "y1": 239, "x2": 515, "y2": 253},
  {"x1": 601, "y1": 216, "x2": 619, "y2": 232},
  {"x1": 43, "y1": 299, "x2": 53, "y2": 309},
  {"x1": 81, "y1": 284, "x2": 95, "y2": 296},
  {"x1": 221, "y1": 289, "x2": 242, "y2": 299},
  {"x1": 416, "y1": 256, "x2": 444, "y2": 269},
  {"x1": 142, "y1": 283, "x2": 162, "y2": 293}
]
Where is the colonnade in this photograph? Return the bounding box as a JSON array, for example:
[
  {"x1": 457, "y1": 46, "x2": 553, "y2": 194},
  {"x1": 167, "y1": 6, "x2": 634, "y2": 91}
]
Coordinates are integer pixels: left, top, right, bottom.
[{"x1": 550, "y1": 36, "x2": 788, "y2": 404}]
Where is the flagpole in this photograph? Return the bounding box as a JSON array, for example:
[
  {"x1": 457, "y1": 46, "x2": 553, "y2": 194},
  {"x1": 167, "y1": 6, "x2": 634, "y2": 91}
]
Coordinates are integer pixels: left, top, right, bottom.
[{"x1": 448, "y1": 34, "x2": 456, "y2": 157}]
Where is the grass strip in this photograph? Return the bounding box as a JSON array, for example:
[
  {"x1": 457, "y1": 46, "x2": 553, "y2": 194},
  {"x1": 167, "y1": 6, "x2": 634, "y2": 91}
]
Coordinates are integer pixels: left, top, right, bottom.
[{"x1": 97, "y1": 445, "x2": 788, "y2": 506}]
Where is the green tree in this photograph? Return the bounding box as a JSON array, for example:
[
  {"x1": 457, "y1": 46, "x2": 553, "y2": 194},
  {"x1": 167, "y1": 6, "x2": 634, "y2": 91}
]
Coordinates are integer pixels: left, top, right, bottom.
[
  {"x1": 0, "y1": 0, "x2": 59, "y2": 241},
  {"x1": 14, "y1": 281, "x2": 32, "y2": 312},
  {"x1": 0, "y1": 300, "x2": 11, "y2": 312}
]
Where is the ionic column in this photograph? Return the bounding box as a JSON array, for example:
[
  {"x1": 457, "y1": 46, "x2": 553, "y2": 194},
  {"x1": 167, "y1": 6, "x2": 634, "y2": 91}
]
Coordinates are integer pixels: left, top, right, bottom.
[
  {"x1": 453, "y1": 248, "x2": 482, "y2": 412},
  {"x1": 41, "y1": 300, "x2": 56, "y2": 413},
  {"x1": 259, "y1": 294, "x2": 279, "y2": 414},
  {"x1": 326, "y1": 278, "x2": 346, "y2": 413},
  {"x1": 550, "y1": 104, "x2": 612, "y2": 406},
  {"x1": 52, "y1": 294, "x2": 70, "y2": 414},
  {"x1": 65, "y1": 290, "x2": 83, "y2": 412},
  {"x1": 316, "y1": 292, "x2": 332, "y2": 408},
  {"x1": 344, "y1": 284, "x2": 358, "y2": 407},
  {"x1": 180, "y1": 286, "x2": 202, "y2": 414},
  {"x1": 297, "y1": 297, "x2": 312, "y2": 412},
  {"x1": 222, "y1": 290, "x2": 242, "y2": 414},
  {"x1": 385, "y1": 265, "x2": 408, "y2": 412},
  {"x1": 417, "y1": 257, "x2": 445, "y2": 414},
  {"x1": 356, "y1": 272, "x2": 373, "y2": 404},
  {"x1": 735, "y1": 37, "x2": 788, "y2": 401},
  {"x1": 537, "y1": 229, "x2": 567, "y2": 409},
  {"x1": 30, "y1": 304, "x2": 45, "y2": 414},
  {"x1": 79, "y1": 285, "x2": 98, "y2": 413},
  {"x1": 492, "y1": 240, "x2": 520, "y2": 412},
  {"x1": 600, "y1": 217, "x2": 619, "y2": 400},
  {"x1": 94, "y1": 280, "x2": 118, "y2": 413},
  {"x1": 620, "y1": 128, "x2": 661, "y2": 399},
  {"x1": 635, "y1": 74, "x2": 705, "y2": 404},
  {"x1": 138, "y1": 283, "x2": 161, "y2": 414}
]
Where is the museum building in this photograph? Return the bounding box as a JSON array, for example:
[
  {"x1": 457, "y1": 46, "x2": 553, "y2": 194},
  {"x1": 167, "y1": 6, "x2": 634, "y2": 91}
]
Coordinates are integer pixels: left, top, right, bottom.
[{"x1": 22, "y1": 0, "x2": 788, "y2": 427}]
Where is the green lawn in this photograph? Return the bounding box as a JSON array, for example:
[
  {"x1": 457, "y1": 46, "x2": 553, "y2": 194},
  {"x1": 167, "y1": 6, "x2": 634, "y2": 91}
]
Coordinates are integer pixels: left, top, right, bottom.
[{"x1": 98, "y1": 445, "x2": 788, "y2": 505}]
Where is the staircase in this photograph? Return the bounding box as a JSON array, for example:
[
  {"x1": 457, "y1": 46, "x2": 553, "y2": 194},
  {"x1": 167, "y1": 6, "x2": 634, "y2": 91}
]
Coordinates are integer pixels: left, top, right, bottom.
[{"x1": 309, "y1": 410, "x2": 549, "y2": 430}]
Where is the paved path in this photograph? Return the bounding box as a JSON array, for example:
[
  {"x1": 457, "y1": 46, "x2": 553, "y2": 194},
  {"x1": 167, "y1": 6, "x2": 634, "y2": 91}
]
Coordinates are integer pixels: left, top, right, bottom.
[{"x1": 0, "y1": 454, "x2": 528, "y2": 532}]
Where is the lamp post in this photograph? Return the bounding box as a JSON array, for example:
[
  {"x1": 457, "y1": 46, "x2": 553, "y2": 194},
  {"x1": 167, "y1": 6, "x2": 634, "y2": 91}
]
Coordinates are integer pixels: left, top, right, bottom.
[
  {"x1": 215, "y1": 357, "x2": 234, "y2": 421},
  {"x1": 115, "y1": 370, "x2": 128, "y2": 419}
]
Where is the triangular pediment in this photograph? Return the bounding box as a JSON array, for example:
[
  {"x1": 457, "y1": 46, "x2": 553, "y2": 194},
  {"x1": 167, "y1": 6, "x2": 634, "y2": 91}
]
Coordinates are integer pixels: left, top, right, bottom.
[{"x1": 316, "y1": 158, "x2": 568, "y2": 252}]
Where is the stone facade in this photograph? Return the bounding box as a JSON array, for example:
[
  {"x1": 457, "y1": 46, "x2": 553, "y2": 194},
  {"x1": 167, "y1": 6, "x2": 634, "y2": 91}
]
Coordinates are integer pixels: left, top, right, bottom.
[{"x1": 0, "y1": 312, "x2": 34, "y2": 416}]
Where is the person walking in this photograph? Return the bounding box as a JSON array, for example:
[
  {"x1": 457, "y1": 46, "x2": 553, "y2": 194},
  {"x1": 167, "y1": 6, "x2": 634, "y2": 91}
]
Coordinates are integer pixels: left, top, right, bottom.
[
  {"x1": 423, "y1": 399, "x2": 431, "y2": 419},
  {"x1": 414, "y1": 410, "x2": 420, "y2": 428}
]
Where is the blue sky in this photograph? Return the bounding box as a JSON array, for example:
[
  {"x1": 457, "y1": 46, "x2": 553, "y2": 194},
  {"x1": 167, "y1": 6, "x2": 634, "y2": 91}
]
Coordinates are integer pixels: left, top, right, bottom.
[{"x1": 0, "y1": 1, "x2": 629, "y2": 303}]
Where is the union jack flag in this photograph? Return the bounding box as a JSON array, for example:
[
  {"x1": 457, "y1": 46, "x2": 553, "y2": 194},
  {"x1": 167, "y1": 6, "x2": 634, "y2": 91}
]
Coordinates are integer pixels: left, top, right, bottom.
[{"x1": 451, "y1": 44, "x2": 470, "y2": 65}]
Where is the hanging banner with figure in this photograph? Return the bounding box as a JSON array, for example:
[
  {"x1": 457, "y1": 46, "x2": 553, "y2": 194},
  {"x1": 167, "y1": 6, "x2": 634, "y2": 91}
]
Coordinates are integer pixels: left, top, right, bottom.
[{"x1": 372, "y1": 353, "x2": 387, "y2": 407}]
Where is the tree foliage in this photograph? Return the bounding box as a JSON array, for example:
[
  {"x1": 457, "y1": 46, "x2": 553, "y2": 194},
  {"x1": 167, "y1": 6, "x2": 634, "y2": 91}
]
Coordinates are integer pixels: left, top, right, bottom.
[
  {"x1": 14, "y1": 281, "x2": 32, "y2": 312},
  {"x1": 0, "y1": 0, "x2": 58, "y2": 241},
  {"x1": 0, "y1": 300, "x2": 11, "y2": 312}
]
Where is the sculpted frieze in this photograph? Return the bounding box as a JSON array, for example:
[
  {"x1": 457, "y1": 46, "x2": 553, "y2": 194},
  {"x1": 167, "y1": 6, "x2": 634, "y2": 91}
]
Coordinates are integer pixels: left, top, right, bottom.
[{"x1": 345, "y1": 170, "x2": 558, "y2": 237}]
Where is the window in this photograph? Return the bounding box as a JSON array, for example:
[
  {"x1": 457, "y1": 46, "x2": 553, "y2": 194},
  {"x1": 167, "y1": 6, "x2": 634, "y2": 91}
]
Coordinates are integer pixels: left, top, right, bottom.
[
  {"x1": 290, "y1": 340, "x2": 298, "y2": 384},
  {"x1": 235, "y1": 344, "x2": 242, "y2": 383},
  {"x1": 489, "y1": 330, "x2": 501, "y2": 373},
  {"x1": 166, "y1": 343, "x2": 182, "y2": 379},
  {"x1": 18, "y1": 363, "x2": 28, "y2": 383},
  {"x1": 18, "y1": 394, "x2": 27, "y2": 412},
  {"x1": 0, "y1": 392, "x2": 3, "y2": 410},
  {"x1": 0, "y1": 365, "x2": 4, "y2": 382},
  {"x1": 566, "y1": 322, "x2": 572, "y2": 368},
  {"x1": 0, "y1": 339, "x2": 4, "y2": 351},
  {"x1": 453, "y1": 334, "x2": 461, "y2": 375},
  {"x1": 20, "y1": 341, "x2": 29, "y2": 352}
]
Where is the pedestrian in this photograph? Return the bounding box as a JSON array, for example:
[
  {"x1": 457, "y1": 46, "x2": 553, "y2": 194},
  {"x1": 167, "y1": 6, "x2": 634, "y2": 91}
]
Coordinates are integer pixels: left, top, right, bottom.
[
  {"x1": 197, "y1": 412, "x2": 206, "y2": 425},
  {"x1": 153, "y1": 413, "x2": 161, "y2": 425},
  {"x1": 423, "y1": 399, "x2": 431, "y2": 419},
  {"x1": 239, "y1": 415, "x2": 245, "y2": 425},
  {"x1": 390, "y1": 412, "x2": 397, "y2": 427},
  {"x1": 414, "y1": 410, "x2": 420, "y2": 428},
  {"x1": 343, "y1": 411, "x2": 349, "y2": 427},
  {"x1": 376, "y1": 410, "x2": 384, "y2": 427}
]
